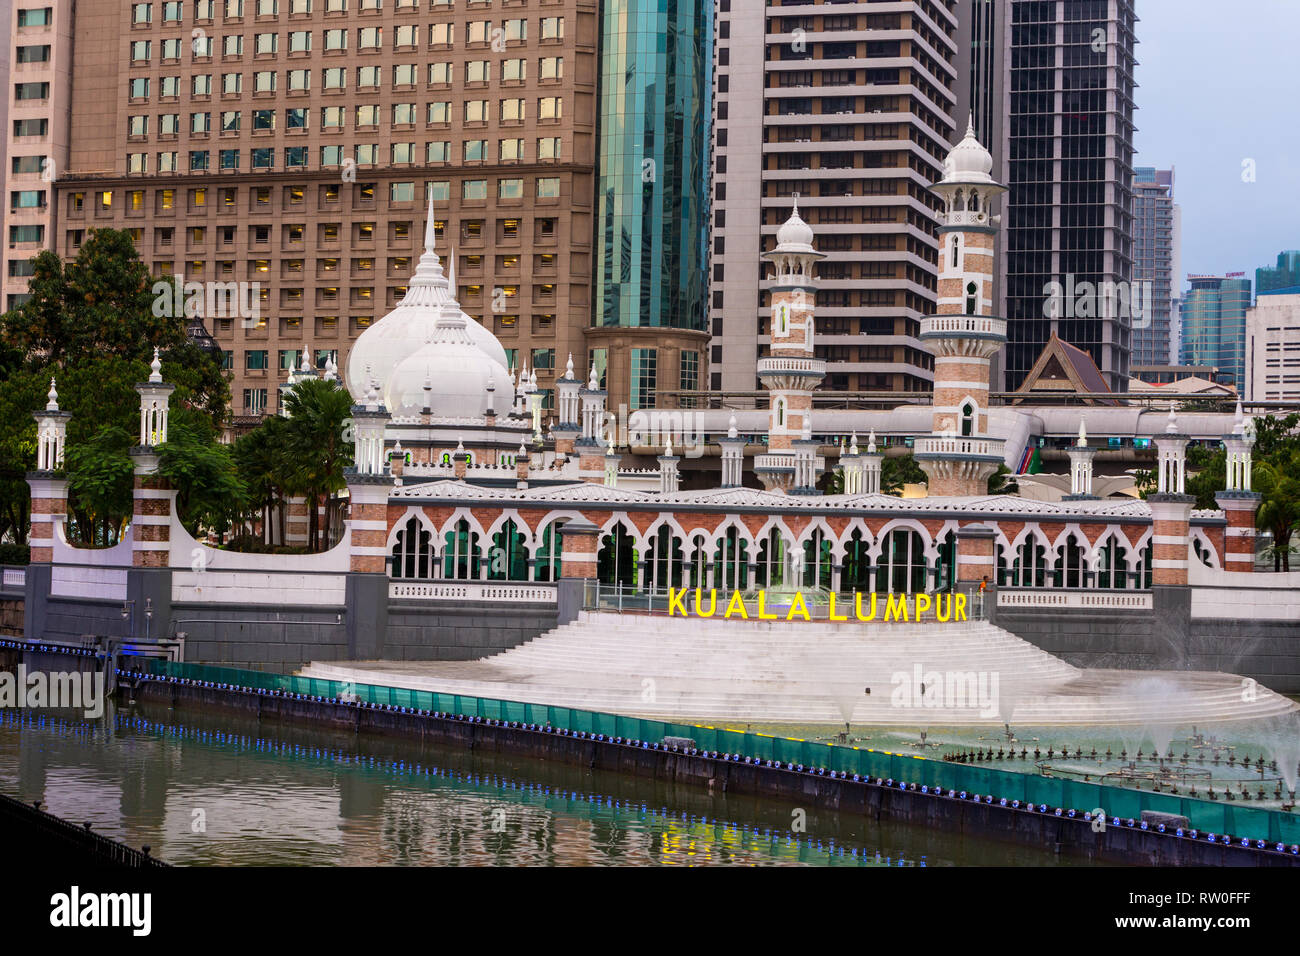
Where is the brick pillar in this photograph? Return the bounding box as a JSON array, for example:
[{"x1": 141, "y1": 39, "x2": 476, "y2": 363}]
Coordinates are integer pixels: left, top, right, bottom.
[
  {"x1": 27, "y1": 474, "x2": 68, "y2": 565},
  {"x1": 453, "y1": 449, "x2": 469, "y2": 480},
  {"x1": 576, "y1": 440, "x2": 605, "y2": 485},
  {"x1": 345, "y1": 476, "x2": 393, "y2": 658},
  {"x1": 1148, "y1": 494, "x2": 1194, "y2": 587},
  {"x1": 956, "y1": 522, "x2": 996, "y2": 585},
  {"x1": 1215, "y1": 491, "x2": 1261, "y2": 573},
  {"x1": 130, "y1": 453, "x2": 172, "y2": 569},
  {"x1": 516, "y1": 450, "x2": 530, "y2": 490},
  {"x1": 556, "y1": 519, "x2": 600, "y2": 624},
  {"x1": 285, "y1": 496, "x2": 310, "y2": 547}
]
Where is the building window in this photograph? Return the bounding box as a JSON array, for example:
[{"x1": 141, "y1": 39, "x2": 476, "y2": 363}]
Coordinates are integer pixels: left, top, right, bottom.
[{"x1": 631, "y1": 348, "x2": 657, "y2": 410}]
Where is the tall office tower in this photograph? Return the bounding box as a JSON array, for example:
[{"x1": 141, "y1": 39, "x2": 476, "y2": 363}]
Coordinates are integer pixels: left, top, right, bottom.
[
  {"x1": 1131, "y1": 166, "x2": 1179, "y2": 368},
  {"x1": 51, "y1": 0, "x2": 597, "y2": 428},
  {"x1": 1181, "y1": 274, "x2": 1252, "y2": 390},
  {"x1": 589, "y1": 0, "x2": 710, "y2": 412},
  {"x1": 709, "y1": 0, "x2": 961, "y2": 398},
  {"x1": 2, "y1": 0, "x2": 72, "y2": 312},
  {"x1": 1256, "y1": 250, "x2": 1300, "y2": 296},
  {"x1": 1246, "y1": 290, "x2": 1300, "y2": 403},
  {"x1": 999, "y1": 0, "x2": 1138, "y2": 393}
]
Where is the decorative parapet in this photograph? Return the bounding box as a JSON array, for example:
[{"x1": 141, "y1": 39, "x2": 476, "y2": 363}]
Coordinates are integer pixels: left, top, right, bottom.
[{"x1": 914, "y1": 436, "x2": 1005, "y2": 461}]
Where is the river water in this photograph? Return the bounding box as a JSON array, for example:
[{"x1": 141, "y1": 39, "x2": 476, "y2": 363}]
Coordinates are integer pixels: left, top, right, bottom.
[{"x1": 0, "y1": 701, "x2": 1087, "y2": 866}]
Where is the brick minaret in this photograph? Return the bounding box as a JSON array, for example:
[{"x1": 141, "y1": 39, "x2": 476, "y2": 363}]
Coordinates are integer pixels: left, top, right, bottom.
[
  {"x1": 131, "y1": 349, "x2": 175, "y2": 571},
  {"x1": 344, "y1": 387, "x2": 393, "y2": 658},
  {"x1": 754, "y1": 202, "x2": 826, "y2": 494},
  {"x1": 28, "y1": 378, "x2": 70, "y2": 565},
  {"x1": 1216, "y1": 402, "x2": 1260, "y2": 572},
  {"x1": 916, "y1": 119, "x2": 1009, "y2": 497},
  {"x1": 575, "y1": 363, "x2": 608, "y2": 484},
  {"x1": 1149, "y1": 408, "x2": 1194, "y2": 587}
]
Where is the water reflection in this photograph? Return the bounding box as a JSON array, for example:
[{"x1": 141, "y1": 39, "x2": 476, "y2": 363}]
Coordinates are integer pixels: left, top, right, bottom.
[{"x1": 0, "y1": 703, "x2": 1086, "y2": 867}]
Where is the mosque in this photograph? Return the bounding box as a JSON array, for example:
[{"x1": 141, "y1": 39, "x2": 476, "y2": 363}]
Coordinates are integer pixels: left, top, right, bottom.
[{"x1": 20, "y1": 124, "x2": 1289, "y2": 703}]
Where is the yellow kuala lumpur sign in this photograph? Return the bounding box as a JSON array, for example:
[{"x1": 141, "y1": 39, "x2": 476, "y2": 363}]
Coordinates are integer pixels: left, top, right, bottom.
[{"x1": 665, "y1": 588, "x2": 968, "y2": 623}]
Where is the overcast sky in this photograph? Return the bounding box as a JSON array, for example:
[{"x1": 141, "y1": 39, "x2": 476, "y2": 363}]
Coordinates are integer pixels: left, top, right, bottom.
[{"x1": 1133, "y1": 1, "x2": 1300, "y2": 286}]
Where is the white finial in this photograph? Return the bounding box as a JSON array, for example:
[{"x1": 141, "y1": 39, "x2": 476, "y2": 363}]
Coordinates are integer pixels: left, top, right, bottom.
[
  {"x1": 802, "y1": 417, "x2": 812, "y2": 441},
  {"x1": 850, "y1": 432, "x2": 859, "y2": 455},
  {"x1": 588, "y1": 363, "x2": 599, "y2": 390},
  {"x1": 423, "y1": 195, "x2": 437, "y2": 253},
  {"x1": 1166, "y1": 406, "x2": 1179, "y2": 434},
  {"x1": 967, "y1": 111, "x2": 976, "y2": 137},
  {"x1": 1077, "y1": 418, "x2": 1088, "y2": 447},
  {"x1": 727, "y1": 415, "x2": 738, "y2": 439},
  {"x1": 519, "y1": 438, "x2": 527, "y2": 456},
  {"x1": 606, "y1": 441, "x2": 617, "y2": 457},
  {"x1": 300, "y1": 341, "x2": 311, "y2": 374},
  {"x1": 455, "y1": 437, "x2": 465, "y2": 455},
  {"x1": 324, "y1": 353, "x2": 337, "y2": 380},
  {"x1": 46, "y1": 377, "x2": 59, "y2": 411},
  {"x1": 664, "y1": 439, "x2": 673, "y2": 458},
  {"x1": 529, "y1": 368, "x2": 537, "y2": 389},
  {"x1": 393, "y1": 439, "x2": 403, "y2": 453},
  {"x1": 791, "y1": 194, "x2": 800, "y2": 218},
  {"x1": 447, "y1": 247, "x2": 456, "y2": 295},
  {"x1": 564, "y1": 353, "x2": 574, "y2": 378},
  {"x1": 867, "y1": 430, "x2": 877, "y2": 454},
  {"x1": 1232, "y1": 400, "x2": 1244, "y2": 436},
  {"x1": 149, "y1": 347, "x2": 163, "y2": 384},
  {"x1": 364, "y1": 379, "x2": 380, "y2": 410}
]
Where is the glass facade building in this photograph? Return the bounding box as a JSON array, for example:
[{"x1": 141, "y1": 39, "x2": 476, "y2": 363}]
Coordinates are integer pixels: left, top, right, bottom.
[
  {"x1": 1181, "y1": 275, "x2": 1252, "y2": 389},
  {"x1": 1256, "y1": 251, "x2": 1300, "y2": 296},
  {"x1": 1002, "y1": 0, "x2": 1138, "y2": 393},
  {"x1": 1132, "y1": 167, "x2": 1179, "y2": 367},
  {"x1": 594, "y1": 0, "x2": 710, "y2": 332}
]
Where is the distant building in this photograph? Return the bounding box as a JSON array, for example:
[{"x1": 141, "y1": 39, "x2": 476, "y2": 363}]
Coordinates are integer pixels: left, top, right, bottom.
[
  {"x1": 1181, "y1": 274, "x2": 1252, "y2": 390},
  {"x1": 1256, "y1": 251, "x2": 1300, "y2": 296},
  {"x1": 1130, "y1": 364, "x2": 1221, "y2": 386},
  {"x1": 1132, "y1": 167, "x2": 1180, "y2": 367},
  {"x1": 1245, "y1": 288, "x2": 1300, "y2": 402}
]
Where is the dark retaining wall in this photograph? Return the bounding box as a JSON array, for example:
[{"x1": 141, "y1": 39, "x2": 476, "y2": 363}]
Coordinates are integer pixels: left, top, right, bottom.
[
  {"x1": 992, "y1": 586, "x2": 1300, "y2": 693},
  {"x1": 385, "y1": 602, "x2": 558, "y2": 661},
  {"x1": 127, "y1": 671, "x2": 1297, "y2": 868},
  {"x1": 0, "y1": 790, "x2": 167, "y2": 867}
]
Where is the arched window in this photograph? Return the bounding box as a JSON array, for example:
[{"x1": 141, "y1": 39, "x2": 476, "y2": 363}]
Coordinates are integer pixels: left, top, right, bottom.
[
  {"x1": 489, "y1": 518, "x2": 529, "y2": 580},
  {"x1": 936, "y1": 530, "x2": 957, "y2": 591},
  {"x1": 644, "y1": 525, "x2": 685, "y2": 591},
  {"x1": 442, "y1": 518, "x2": 482, "y2": 579},
  {"x1": 842, "y1": 528, "x2": 873, "y2": 592},
  {"x1": 754, "y1": 528, "x2": 788, "y2": 589},
  {"x1": 950, "y1": 235, "x2": 960, "y2": 269},
  {"x1": 960, "y1": 401, "x2": 975, "y2": 438},
  {"x1": 969, "y1": 190, "x2": 979, "y2": 212},
  {"x1": 801, "y1": 529, "x2": 832, "y2": 589},
  {"x1": 712, "y1": 527, "x2": 750, "y2": 591},
  {"x1": 597, "y1": 522, "x2": 638, "y2": 588},
  {"x1": 965, "y1": 281, "x2": 978, "y2": 316},
  {"x1": 534, "y1": 522, "x2": 562, "y2": 581},
  {"x1": 1053, "y1": 533, "x2": 1086, "y2": 589},
  {"x1": 390, "y1": 515, "x2": 436, "y2": 579},
  {"x1": 1009, "y1": 538, "x2": 1047, "y2": 587},
  {"x1": 877, "y1": 528, "x2": 927, "y2": 594},
  {"x1": 1098, "y1": 538, "x2": 1130, "y2": 589},
  {"x1": 775, "y1": 398, "x2": 786, "y2": 428}
]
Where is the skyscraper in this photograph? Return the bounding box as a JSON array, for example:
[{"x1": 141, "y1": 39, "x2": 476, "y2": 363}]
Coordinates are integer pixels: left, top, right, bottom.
[
  {"x1": 1256, "y1": 250, "x2": 1300, "y2": 296},
  {"x1": 1181, "y1": 274, "x2": 1252, "y2": 390},
  {"x1": 2, "y1": 0, "x2": 72, "y2": 312},
  {"x1": 999, "y1": 0, "x2": 1138, "y2": 393},
  {"x1": 708, "y1": 0, "x2": 961, "y2": 399},
  {"x1": 589, "y1": 0, "x2": 710, "y2": 411},
  {"x1": 1131, "y1": 166, "x2": 1179, "y2": 368}
]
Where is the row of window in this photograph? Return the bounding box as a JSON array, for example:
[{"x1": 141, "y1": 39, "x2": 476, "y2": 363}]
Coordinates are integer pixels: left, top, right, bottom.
[
  {"x1": 129, "y1": 18, "x2": 562, "y2": 58},
  {"x1": 128, "y1": 100, "x2": 563, "y2": 135},
  {"x1": 128, "y1": 60, "x2": 565, "y2": 97},
  {"x1": 132, "y1": 0, "x2": 457, "y2": 23}
]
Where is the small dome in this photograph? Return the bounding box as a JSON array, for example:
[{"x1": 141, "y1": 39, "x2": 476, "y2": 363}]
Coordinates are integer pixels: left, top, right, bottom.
[
  {"x1": 384, "y1": 313, "x2": 511, "y2": 418},
  {"x1": 346, "y1": 199, "x2": 509, "y2": 400},
  {"x1": 775, "y1": 204, "x2": 814, "y2": 250},
  {"x1": 940, "y1": 116, "x2": 996, "y2": 185}
]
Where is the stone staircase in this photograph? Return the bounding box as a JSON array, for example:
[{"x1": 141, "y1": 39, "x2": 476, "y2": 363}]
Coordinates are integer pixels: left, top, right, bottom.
[{"x1": 301, "y1": 611, "x2": 1298, "y2": 726}]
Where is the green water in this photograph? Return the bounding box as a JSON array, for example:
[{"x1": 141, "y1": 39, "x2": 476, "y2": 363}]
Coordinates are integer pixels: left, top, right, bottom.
[{"x1": 0, "y1": 701, "x2": 1094, "y2": 867}]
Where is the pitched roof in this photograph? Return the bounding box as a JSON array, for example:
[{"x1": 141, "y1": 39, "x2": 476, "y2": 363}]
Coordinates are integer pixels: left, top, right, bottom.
[{"x1": 1015, "y1": 333, "x2": 1117, "y2": 405}]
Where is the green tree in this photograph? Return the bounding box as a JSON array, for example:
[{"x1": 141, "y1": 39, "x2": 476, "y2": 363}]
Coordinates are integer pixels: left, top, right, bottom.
[
  {"x1": 0, "y1": 367, "x2": 47, "y2": 543},
  {"x1": 1255, "y1": 451, "x2": 1300, "y2": 572},
  {"x1": 882, "y1": 453, "x2": 927, "y2": 496},
  {"x1": 233, "y1": 415, "x2": 293, "y2": 545},
  {"x1": 280, "y1": 378, "x2": 355, "y2": 551},
  {"x1": 158, "y1": 421, "x2": 246, "y2": 542},
  {"x1": 987, "y1": 464, "x2": 1020, "y2": 496},
  {"x1": 63, "y1": 425, "x2": 134, "y2": 546}
]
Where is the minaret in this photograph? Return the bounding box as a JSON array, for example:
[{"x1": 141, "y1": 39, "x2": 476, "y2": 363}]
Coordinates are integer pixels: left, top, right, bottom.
[
  {"x1": 915, "y1": 119, "x2": 1009, "y2": 497},
  {"x1": 754, "y1": 200, "x2": 826, "y2": 494}
]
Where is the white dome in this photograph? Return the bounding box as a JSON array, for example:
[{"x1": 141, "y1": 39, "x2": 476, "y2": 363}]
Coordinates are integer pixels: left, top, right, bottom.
[
  {"x1": 775, "y1": 205, "x2": 815, "y2": 250},
  {"x1": 385, "y1": 340, "x2": 511, "y2": 419},
  {"x1": 346, "y1": 201, "x2": 510, "y2": 401},
  {"x1": 940, "y1": 116, "x2": 996, "y2": 185}
]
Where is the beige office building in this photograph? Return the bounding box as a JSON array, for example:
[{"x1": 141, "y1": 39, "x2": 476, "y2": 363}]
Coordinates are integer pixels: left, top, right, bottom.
[
  {"x1": 3, "y1": 0, "x2": 73, "y2": 310},
  {"x1": 1245, "y1": 290, "x2": 1300, "y2": 403},
  {"x1": 708, "y1": 0, "x2": 960, "y2": 397},
  {"x1": 50, "y1": 0, "x2": 596, "y2": 427}
]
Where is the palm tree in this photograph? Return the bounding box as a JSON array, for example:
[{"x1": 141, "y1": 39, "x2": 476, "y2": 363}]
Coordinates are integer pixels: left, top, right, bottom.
[{"x1": 282, "y1": 378, "x2": 354, "y2": 551}]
